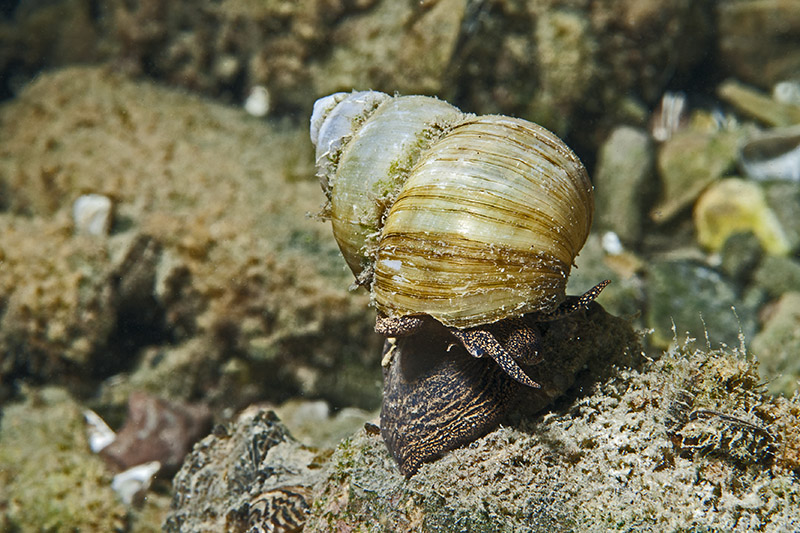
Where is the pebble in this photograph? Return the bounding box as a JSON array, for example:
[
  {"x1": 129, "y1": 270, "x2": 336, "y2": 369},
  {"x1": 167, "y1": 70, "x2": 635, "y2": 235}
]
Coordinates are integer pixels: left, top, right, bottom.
[
  {"x1": 244, "y1": 86, "x2": 271, "y2": 117},
  {"x1": 72, "y1": 193, "x2": 113, "y2": 236},
  {"x1": 99, "y1": 391, "x2": 211, "y2": 474}
]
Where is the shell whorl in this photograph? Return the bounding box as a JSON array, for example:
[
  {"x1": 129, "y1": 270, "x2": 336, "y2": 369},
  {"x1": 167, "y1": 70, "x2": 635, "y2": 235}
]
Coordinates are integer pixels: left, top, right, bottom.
[{"x1": 311, "y1": 92, "x2": 594, "y2": 329}]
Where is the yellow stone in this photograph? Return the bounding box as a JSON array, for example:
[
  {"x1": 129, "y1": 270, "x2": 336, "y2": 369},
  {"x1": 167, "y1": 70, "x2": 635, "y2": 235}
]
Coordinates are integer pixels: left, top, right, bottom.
[{"x1": 694, "y1": 178, "x2": 789, "y2": 255}]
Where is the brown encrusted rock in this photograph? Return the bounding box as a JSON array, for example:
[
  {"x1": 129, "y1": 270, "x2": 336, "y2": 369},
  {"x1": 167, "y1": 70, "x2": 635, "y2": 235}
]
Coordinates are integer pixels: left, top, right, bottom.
[
  {"x1": 164, "y1": 406, "x2": 324, "y2": 533},
  {"x1": 1, "y1": 0, "x2": 714, "y2": 149}
]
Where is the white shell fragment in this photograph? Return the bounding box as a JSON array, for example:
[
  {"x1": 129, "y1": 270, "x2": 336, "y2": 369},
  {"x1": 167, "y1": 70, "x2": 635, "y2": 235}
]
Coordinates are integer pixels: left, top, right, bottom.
[
  {"x1": 602, "y1": 231, "x2": 624, "y2": 255},
  {"x1": 773, "y1": 80, "x2": 800, "y2": 106},
  {"x1": 651, "y1": 92, "x2": 687, "y2": 142},
  {"x1": 84, "y1": 409, "x2": 116, "y2": 453},
  {"x1": 739, "y1": 125, "x2": 800, "y2": 182},
  {"x1": 244, "y1": 85, "x2": 271, "y2": 117},
  {"x1": 73, "y1": 193, "x2": 113, "y2": 236},
  {"x1": 111, "y1": 460, "x2": 161, "y2": 506}
]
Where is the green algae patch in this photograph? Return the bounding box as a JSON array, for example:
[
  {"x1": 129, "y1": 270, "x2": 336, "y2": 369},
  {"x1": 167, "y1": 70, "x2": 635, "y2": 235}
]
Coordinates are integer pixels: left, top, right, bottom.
[{"x1": 0, "y1": 387, "x2": 127, "y2": 532}]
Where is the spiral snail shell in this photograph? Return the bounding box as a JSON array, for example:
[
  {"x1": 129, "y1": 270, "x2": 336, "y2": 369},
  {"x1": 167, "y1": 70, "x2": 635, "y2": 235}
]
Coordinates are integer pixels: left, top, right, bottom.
[
  {"x1": 311, "y1": 91, "x2": 607, "y2": 475},
  {"x1": 312, "y1": 90, "x2": 594, "y2": 327}
]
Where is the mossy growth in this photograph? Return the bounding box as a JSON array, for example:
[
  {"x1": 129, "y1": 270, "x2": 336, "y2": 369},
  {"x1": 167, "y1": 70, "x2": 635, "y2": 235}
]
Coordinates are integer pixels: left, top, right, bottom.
[
  {"x1": 306, "y1": 337, "x2": 800, "y2": 532},
  {"x1": 0, "y1": 387, "x2": 129, "y2": 532}
]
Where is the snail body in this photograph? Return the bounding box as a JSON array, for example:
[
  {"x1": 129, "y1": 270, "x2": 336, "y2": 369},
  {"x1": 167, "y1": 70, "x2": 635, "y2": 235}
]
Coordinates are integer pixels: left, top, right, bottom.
[{"x1": 311, "y1": 91, "x2": 607, "y2": 475}]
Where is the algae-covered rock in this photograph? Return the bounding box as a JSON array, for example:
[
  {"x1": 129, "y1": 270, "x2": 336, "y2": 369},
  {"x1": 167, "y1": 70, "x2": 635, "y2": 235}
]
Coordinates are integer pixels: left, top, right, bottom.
[
  {"x1": 310, "y1": 0, "x2": 465, "y2": 99},
  {"x1": 717, "y1": 0, "x2": 800, "y2": 91},
  {"x1": 719, "y1": 231, "x2": 764, "y2": 284},
  {"x1": 718, "y1": 79, "x2": 800, "y2": 127},
  {"x1": 0, "y1": 0, "x2": 715, "y2": 154},
  {"x1": 652, "y1": 127, "x2": 744, "y2": 223},
  {"x1": 753, "y1": 255, "x2": 800, "y2": 299},
  {"x1": 646, "y1": 260, "x2": 758, "y2": 349},
  {"x1": 0, "y1": 387, "x2": 129, "y2": 531},
  {"x1": 0, "y1": 66, "x2": 382, "y2": 410},
  {"x1": 763, "y1": 179, "x2": 800, "y2": 253},
  {"x1": 752, "y1": 291, "x2": 800, "y2": 396},
  {"x1": 594, "y1": 126, "x2": 655, "y2": 246},
  {"x1": 306, "y1": 342, "x2": 800, "y2": 531}
]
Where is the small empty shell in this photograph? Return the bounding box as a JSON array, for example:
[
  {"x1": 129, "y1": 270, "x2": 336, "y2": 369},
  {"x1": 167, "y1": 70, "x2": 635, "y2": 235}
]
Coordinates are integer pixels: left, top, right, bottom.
[
  {"x1": 112, "y1": 461, "x2": 161, "y2": 506},
  {"x1": 73, "y1": 193, "x2": 114, "y2": 236}
]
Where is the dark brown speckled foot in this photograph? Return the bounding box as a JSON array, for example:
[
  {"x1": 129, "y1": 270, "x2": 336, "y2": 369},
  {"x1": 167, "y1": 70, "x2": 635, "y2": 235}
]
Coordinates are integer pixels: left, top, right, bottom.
[{"x1": 380, "y1": 319, "x2": 521, "y2": 477}]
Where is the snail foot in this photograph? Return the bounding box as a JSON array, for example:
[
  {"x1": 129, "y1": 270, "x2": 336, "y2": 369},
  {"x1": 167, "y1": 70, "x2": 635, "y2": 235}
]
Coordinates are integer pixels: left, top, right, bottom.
[{"x1": 380, "y1": 320, "x2": 519, "y2": 477}]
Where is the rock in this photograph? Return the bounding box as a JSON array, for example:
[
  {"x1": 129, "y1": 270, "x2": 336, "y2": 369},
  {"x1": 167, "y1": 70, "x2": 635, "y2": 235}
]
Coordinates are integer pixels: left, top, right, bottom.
[
  {"x1": 312, "y1": 0, "x2": 465, "y2": 99},
  {"x1": 594, "y1": 126, "x2": 655, "y2": 245},
  {"x1": 739, "y1": 125, "x2": 800, "y2": 182},
  {"x1": 272, "y1": 399, "x2": 375, "y2": 449},
  {"x1": 164, "y1": 407, "x2": 324, "y2": 533},
  {"x1": 646, "y1": 259, "x2": 758, "y2": 348},
  {"x1": 719, "y1": 231, "x2": 764, "y2": 284},
  {"x1": 718, "y1": 79, "x2": 800, "y2": 127},
  {"x1": 753, "y1": 255, "x2": 800, "y2": 299},
  {"x1": 752, "y1": 292, "x2": 800, "y2": 396},
  {"x1": 0, "y1": 387, "x2": 166, "y2": 531},
  {"x1": 99, "y1": 391, "x2": 212, "y2": 475},
  {"x1": 763, "y1": 180, "x2": 800, "y2": 253},
  {"x1": 651, "y1": 127, "x2": 744, "y2": 223},
  {"x1": 717, "y1": 1, "x2": 800, "y2": 89},
  {"x1": 693, "y1": 178, "x2": 791, "y2": 255},
  {"x1": 0, "y1": 1, "x2": 714, "y2": 152},
  {"x1": 306, "y1": 344, "x2": 800, "y2": 530},
  {"x1": 0, "y1": 66, "x2": 382, "y2": 411}
]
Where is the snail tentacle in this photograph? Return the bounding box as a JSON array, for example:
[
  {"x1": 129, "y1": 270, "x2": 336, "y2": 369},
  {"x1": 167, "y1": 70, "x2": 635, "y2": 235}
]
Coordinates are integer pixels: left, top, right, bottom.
[
  {"x1": 536, "y1": 280, "x2": 611, "y2": 322},
  {"x1": 449, "y1": 328, "x2": 541, "y2": 389}
]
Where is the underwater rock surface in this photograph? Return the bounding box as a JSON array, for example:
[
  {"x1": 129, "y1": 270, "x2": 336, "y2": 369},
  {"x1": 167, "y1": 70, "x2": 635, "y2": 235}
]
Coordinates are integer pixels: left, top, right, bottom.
[
  {"x1": 307, "y1": 343, "x2": 800, "y2": 532},
  {"x1": 164, "y1": 406, "x2": 324, "y2": 533},
  {"x1": 0, "y1": 387, "x2": 150, "y2": 531},
  {"x1": 0, "y1": 66, "x2": 382, "y2": 409}
]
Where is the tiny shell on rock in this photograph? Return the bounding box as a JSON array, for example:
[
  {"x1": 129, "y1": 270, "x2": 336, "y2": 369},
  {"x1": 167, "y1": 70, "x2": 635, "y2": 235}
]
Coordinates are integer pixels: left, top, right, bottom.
[
  {"x1": 244, "y1": 86, "x2": 271, "y2": 117},
  {"x1": 84, "y1": 409, "x2": 116, "y2": 453},
  {"x1": 73, "y1": 193, "x2": 114, "y2": 235},
  {"x1": 111, "y1": 460, "x2": 161, "y2": 506}
]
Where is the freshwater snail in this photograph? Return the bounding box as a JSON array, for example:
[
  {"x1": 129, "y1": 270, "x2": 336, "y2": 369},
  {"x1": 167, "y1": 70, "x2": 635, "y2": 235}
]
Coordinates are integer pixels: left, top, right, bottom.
[{"x1": 311, "y1": 91, "x2": 608, "y2": 475}]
